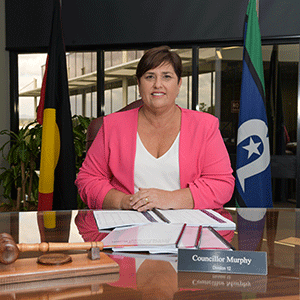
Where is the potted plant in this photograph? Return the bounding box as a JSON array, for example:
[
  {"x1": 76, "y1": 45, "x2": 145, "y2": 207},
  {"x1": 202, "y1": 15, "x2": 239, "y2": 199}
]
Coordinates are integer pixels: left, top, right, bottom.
[
  {"x1": 72, "y1": 115, "x2": 91, "y2": 173},
  {"x1": 72, "y1": 115, "x2": 91, "y2": 209},
  {"x1": 0, "y1": 115, "x2": 92, "y2": 211},
  {"x1": 0, "y1": 121, "x2": 41, "y2": 211}
]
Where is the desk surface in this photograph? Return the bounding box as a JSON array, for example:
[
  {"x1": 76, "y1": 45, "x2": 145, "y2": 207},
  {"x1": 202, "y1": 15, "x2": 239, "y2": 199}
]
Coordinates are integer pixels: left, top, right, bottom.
[{"x1": 0, "y1": 208, "x2": 299, "y2": 300}]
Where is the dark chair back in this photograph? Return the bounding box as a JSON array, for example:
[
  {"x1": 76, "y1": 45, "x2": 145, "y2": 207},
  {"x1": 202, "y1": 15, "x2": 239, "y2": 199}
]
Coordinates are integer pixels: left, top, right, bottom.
[{"x1": 86, "y1": 99, "x2": 143, "y2": 150}]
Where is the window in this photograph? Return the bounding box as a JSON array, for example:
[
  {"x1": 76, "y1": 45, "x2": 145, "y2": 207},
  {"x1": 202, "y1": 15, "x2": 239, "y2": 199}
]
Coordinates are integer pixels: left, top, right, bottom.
[
  {"x1": 18, "y1": 45, "x2": 299, "y2": 160},
  {"x1": 18, "y1": 53, "x2": 47, "y2": 127}
]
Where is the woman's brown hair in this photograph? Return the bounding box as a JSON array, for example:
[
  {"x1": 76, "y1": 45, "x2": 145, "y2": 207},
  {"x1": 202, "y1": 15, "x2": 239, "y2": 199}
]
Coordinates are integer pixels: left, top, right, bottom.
[{"x1": 136, "y1": 46, "x2": 182, "y2": 83}]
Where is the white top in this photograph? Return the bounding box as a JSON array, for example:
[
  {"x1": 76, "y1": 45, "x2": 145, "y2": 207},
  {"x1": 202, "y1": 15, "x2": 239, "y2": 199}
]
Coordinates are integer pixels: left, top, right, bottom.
[{"x1": 134, "y1": 133, "x2": 180, "y2": 193}]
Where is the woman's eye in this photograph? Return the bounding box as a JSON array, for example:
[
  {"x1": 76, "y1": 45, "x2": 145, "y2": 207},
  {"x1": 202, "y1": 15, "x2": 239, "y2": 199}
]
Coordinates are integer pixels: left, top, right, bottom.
[{"x1": 145, "y1": 75, "x2": 154, "y2": 80}]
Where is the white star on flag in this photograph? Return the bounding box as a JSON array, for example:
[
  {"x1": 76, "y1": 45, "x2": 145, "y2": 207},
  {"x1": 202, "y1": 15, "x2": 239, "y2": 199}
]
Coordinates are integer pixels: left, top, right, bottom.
[{"x1": 243, "y1": 137, "x2": 261, "y2": 159}]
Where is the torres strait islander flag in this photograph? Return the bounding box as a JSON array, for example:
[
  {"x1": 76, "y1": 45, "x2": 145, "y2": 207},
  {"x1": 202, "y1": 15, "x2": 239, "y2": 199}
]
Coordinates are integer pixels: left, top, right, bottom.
[
  {"x1": 236, "y1": 0, "x2": 273, "y2": 207},
  {"x1": 37, "y1": 0, "x2": 77, "y2": 211}
]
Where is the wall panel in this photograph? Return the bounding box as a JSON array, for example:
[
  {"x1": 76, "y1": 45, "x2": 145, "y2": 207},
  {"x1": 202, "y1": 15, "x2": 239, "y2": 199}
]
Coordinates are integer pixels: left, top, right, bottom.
[{"x1": 5, "y1": 0, "x2": 300, "y2": 52}]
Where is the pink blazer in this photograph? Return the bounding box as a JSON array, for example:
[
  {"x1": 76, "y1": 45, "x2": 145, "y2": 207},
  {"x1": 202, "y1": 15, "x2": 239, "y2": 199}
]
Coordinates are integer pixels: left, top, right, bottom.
[{"x1": 75, "y1": 107, "x2": 235, "y2": 209}]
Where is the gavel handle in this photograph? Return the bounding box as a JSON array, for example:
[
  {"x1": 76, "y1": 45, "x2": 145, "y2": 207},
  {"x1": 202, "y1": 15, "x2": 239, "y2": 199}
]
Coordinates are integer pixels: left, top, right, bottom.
[{"x1": 17, "y1": 241, "x2": 104, "y2": 253}]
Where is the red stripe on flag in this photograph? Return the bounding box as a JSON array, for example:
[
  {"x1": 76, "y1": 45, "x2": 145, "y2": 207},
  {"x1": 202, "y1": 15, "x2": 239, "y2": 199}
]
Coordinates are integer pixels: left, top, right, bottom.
[
  {"x1": 38, "y1": 192, "x2": 54, "y2": 211},
  {"x1": 37, "y1": 55, "x2": 49, "y2": 125}
]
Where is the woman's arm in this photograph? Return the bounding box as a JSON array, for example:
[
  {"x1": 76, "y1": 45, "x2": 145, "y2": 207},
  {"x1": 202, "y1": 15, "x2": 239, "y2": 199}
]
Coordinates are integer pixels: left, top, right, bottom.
[
  {"x1": 75, "y1": 122, "x2": 115, "y2": 209},
  {"x1": 76, "y1": 109, "x2": 141, "y2": 210},
  {"x1": 102, "y1": 189, "x2": 132, "y2": 210},
  {"x1": 186, "y1": 115, "x2": 235, "y2": 209}
]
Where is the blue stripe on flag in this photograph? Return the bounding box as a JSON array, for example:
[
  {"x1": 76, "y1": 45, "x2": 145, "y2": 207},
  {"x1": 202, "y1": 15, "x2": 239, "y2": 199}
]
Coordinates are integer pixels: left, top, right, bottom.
[{"x1": 236, "y1": 61, "x2": 272, "y2": 207}]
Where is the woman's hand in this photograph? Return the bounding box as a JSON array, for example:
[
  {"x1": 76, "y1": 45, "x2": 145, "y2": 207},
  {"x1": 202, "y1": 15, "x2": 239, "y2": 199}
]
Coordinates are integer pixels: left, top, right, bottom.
[
  {"x1": 120, "y1": 194, "x2": 134, "y2": 210},
  {"x1": 104, "y1": 187, "x2": 193, "y2": 210},
  {"x1": 103, "y1": 189, "x2": 134, "y2": 210},
  {"x1": 130, "y1": 188, "x2": 173, "y2": 212}
]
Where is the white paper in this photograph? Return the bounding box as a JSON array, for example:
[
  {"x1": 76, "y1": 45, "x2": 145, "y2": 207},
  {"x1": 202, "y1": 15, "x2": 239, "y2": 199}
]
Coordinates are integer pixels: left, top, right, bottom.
[
  {"x1": 93, "y1": 208, "x2": 236, "y2": 232},
  {"x1": 93, "y1": 210, "x2": 153, "y2": 230},
  {"x1": 199, "y1": 227, "x2": 233, "y2": 250},
  {"x1": 102, "y1": 223, "x2": 184, "y2": 248},
  {"x1": 155, "y1": 209, "x2": 236, "y2": 230},
  {"x1": 177, "y1": 226, "x2": 199, "y2": 248}
]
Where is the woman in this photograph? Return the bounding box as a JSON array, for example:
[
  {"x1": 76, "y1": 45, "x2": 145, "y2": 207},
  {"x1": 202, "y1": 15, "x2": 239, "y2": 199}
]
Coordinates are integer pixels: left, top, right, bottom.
[{"x1": 75, "y1": 46, "x2": 234, "y2": 211}]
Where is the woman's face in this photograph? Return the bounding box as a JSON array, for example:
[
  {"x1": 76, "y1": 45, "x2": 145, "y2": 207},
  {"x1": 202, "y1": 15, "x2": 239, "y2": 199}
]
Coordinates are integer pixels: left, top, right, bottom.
[{"x1": 138, "y1": 63, "x2": 182, "y2": 111}]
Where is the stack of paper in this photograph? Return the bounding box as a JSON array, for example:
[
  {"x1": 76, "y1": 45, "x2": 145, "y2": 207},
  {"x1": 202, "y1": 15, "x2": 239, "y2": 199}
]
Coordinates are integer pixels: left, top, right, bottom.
[
  {"x1": 102, "y1": 223, "x2": 182, "y2": 254},
  {"x1": 93, "y1": 208, "x2": 236, "y2": 231},
  {"x1": 102, "y1": 223, "x2": 234, "y2": 254}
]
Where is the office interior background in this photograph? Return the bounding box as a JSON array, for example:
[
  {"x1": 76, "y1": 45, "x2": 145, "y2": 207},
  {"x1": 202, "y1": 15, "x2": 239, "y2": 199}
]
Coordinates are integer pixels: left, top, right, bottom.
[{"x1": 1, "y1": 0, "x2": 300, "y2": 207}]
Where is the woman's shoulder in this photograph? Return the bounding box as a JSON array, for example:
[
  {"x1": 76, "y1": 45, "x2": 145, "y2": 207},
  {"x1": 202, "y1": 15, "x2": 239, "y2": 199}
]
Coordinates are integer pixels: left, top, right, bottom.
[
  {"x1": 103, "y1": 107, "x2": 139, "y2": 125},
  {"x1": 180, "y1": 108, "x2": 220, "y2": 139},
  {"x1": 180, "y1": 107, "x2": 218, "y2": 124}
]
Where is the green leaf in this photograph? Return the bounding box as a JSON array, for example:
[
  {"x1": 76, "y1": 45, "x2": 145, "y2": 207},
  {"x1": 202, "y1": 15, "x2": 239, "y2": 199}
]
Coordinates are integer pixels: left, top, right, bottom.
[
  {"x1": 77, "y1": 115, "x2": 91, "y2": 129},
  {"x1": 19, "y1": 142, "x2": 29, "y2": 162}
]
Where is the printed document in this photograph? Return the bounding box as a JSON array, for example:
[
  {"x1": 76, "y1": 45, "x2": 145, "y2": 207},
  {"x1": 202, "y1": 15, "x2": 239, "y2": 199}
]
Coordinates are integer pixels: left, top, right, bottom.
[{"x1": 93, "y1": 209, "x2": 235, "y2": 231}]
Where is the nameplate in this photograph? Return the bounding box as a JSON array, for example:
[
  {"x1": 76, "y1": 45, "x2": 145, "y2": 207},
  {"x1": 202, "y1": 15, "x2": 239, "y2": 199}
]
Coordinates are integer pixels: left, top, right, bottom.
[{"x1": 178, "y1": 249, "x2": 267, "y2": 275}]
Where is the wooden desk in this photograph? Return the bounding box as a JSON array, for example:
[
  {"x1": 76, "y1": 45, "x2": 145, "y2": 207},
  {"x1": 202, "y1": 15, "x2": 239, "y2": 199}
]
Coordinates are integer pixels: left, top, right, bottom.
[{"x1": 0, "y1": 208, "x2": 299, "y2": 299}]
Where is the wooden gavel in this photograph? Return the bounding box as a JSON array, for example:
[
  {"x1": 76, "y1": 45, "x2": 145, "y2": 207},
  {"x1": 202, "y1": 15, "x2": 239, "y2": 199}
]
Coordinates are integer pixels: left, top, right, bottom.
[{"x1": 0, "y1": 233, "x2": 104, "y2": 265}]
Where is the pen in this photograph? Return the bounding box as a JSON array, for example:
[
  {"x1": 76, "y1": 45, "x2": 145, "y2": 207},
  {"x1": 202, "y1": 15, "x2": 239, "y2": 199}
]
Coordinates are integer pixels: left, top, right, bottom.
[
  {"x1": 208, "y1": 226, "x2": 235, "y2": 250},
  {"x1": 152, "y1": 208, "x2": 171, "y2": 223},
  {"x1": 142, "y1": 211, "x2": 158, "y2": 222},
  {"x1": 195, "y1": 225, "x2": 202, "y2": 249},
  {"x1": 175, "y1": 223, "x2": 186, "y2": 248},
  {"x1": 202, "y1": 209, "x2": 226, "y2": 223}
]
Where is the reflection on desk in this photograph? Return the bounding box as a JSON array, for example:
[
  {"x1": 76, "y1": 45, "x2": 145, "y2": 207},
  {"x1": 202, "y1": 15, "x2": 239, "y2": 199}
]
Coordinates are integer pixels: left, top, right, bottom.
[
  {"x1": 0, "y1": 273, "x2": 119, "y2": 298},
  {"x1": 0, "y1": 208, "x2": 299, "y2": 299},
  {"x1": 75, "y1": 208, "x2": 235, "y2": 245}
]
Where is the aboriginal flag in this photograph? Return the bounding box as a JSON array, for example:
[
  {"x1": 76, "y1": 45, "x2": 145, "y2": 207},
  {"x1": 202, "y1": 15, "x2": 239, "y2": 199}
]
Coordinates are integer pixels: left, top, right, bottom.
[
  {"x1": 236, "y1": 0, "x2": 272, "y2": 207},
  {"x1": 37, "y1": 0, "x2": 77, "y2": 211}
]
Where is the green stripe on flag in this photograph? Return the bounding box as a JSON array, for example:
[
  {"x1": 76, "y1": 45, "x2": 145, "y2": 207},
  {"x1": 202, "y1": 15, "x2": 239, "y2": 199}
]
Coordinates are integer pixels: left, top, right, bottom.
[{"x1": 245, "y1": 0, "x2": 265, "y2": 94}]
